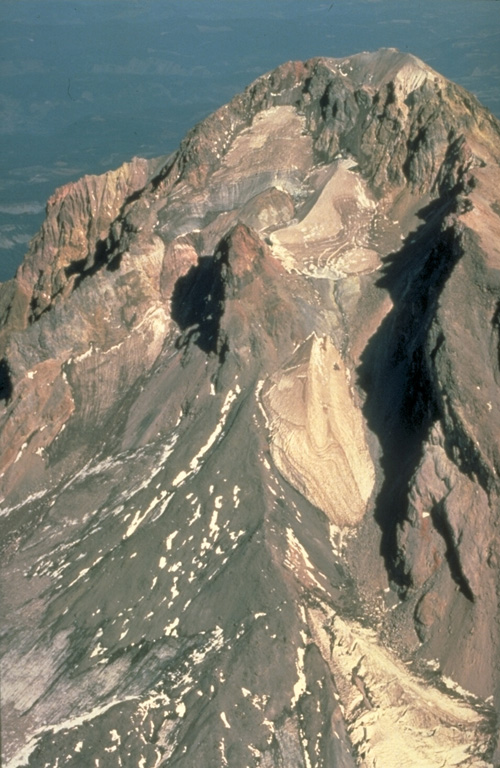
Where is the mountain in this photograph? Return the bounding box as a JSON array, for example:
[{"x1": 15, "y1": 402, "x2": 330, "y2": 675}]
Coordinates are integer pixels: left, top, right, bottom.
[{"x1": 1, "y1": 48, "x2": 500, "y2": 767}]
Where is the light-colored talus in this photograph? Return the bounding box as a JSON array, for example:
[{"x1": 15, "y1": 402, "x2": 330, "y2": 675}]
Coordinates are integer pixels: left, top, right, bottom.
[
  {"x1": 263, "y1": 334, "x2": 375, "y2": 527},
  {"x1": 308, "y1": 603, "x2": 493, "y2": 768}
]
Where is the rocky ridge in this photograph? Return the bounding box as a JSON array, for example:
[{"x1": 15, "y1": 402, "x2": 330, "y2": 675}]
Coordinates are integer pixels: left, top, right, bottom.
[{"x1": 1, "y1": 49, "x2": 500, "y2": 767}]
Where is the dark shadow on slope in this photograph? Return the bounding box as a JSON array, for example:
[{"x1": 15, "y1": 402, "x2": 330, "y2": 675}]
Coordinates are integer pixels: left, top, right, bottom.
[
  {"x1": 171, "y1": 254, "x2": 227, "y2": 360},
  {"x1": 493, "y1": 299, "x2": 500, "y2": 373},
  {"x1": 63, "y1": 186, "x2": 146, "y2": 294},
  {"x1": 430, "y1": 500, "x2": 475, "y2": 602},
  {"x1": 357, "y1": 197, "x2": 463, "y2": 588},
  {"x1": 0, "y1": 358, "x2": 13, "y2": 402},
  {"x1": 64, "y1": 238, "x2": 109, "y2": 286}
]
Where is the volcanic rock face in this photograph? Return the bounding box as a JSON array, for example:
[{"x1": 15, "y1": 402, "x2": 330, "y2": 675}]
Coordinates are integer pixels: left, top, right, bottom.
[{"x1": 1, "y1": 49, "x2": 500, "y2": 767}]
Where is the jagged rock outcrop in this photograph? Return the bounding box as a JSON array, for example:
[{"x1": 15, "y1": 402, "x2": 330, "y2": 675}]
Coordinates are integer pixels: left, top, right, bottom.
[{"x1": 1, "y1": 49, "x2": 500, "y2": 767}]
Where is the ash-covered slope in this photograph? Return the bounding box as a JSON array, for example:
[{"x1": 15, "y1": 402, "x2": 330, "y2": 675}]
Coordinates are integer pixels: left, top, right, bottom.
[{"x1": 1, "y1": 49, "x2": 500, "y2": 767}]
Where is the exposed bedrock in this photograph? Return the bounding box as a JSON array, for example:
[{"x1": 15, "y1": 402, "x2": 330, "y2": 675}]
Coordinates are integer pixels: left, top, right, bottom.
[{"x1": 358, "y1": 182, "x2": 500, "y2": 699}]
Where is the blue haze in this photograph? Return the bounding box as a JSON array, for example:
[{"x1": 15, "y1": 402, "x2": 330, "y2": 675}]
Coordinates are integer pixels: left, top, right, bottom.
[{"x1": 1, "y1": 0, "x2": 499, "y2": 280}]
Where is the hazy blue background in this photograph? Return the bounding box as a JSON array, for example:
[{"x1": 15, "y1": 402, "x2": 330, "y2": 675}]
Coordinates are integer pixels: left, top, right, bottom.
[{"x1": 1, "y1": 0, "x2": 499, "y2": 281}]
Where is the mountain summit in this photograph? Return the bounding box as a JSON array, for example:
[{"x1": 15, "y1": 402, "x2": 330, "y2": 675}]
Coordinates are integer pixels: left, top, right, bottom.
[{"x1": 2, "y1": 49, "x2": 500, "y2": 767}]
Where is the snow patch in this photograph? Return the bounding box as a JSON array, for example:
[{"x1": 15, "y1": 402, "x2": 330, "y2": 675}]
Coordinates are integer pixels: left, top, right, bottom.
[
  {"x1": 0, "y1": 489, "x2": 49, "y2": 517},
  {"x1": 255, "y1": 379, "x2": 271, "y2": 429},
  {"x1": 124, "y1": 490, "x2": 170, "y2": 539},
  {"x1": 291, "y1": 646, "x2": 307, "y2": 706},
  {"x1": 233, "y1": 485, "x2": 241, "y2": 508},
  {"x1": 172, "y1": 470, "x2": 189, "y2": 488},
  {"x1": 188, "y1": 504, "x2": 202, "y2": 526},
  {"x1": 7, "y1": 694, "x2": 140, "y2": 768},
  {"x1": 164, "y1": 617, "x2": 179, "y2": 637},
  {"x1": 285, "y1": 527, "x2": 326, "y2": 592},
  {"x1": 209, "y1": 508, "x2": 220, "y2": 539},
  {"x1": 165, "y1": 531, "x2": 178, "y2": 551},
  {"x1": 14, "y1": 442, "x2": 28, "y2": 463}
]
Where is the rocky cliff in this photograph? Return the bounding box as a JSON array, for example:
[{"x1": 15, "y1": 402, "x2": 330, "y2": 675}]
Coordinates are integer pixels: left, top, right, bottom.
[{"x1": 1, "y1": 49, "x2": 500, "y2": 767}]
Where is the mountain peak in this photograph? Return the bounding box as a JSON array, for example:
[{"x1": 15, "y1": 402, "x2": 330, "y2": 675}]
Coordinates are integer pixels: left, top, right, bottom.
[{"x1": 2, "y1": 50, "x2": 500, "y2": 767}]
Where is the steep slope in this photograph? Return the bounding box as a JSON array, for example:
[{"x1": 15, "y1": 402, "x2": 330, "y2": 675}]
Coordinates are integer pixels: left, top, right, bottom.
[{"x1": 1, "y1": 49, "x2": 500, "y2": 767}]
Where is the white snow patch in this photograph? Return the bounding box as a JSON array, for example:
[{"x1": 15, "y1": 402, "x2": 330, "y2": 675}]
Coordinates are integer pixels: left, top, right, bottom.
[
  {"x1": 219, "y1": 738, "x2": 228, "y2": 767},
  {"x1": 0, "y1": 489, "x2": 49, "y2": 517},
  {"x1": 172, "y1": 470, "x2": 189, "y2": 488},
  {"x1": 165, "y1": 531, "x2": 179, "y2": 550},
  {"x1": 426, "y1": 659, "x2": 440, "y2": 671},
  {"x1": 189, "y1": 388, "x2": 239, "y2": 473},
  {"x1": 66, "y1": 565, "x2": 92, "y2": 589},
  {"x1": 291, "y1": 646, "x2": 307, "y2": 706},
  {"x1": 263, "y1": 718, "x2": 275, "y2": 734},
  {"x1": 191, "y1": 625, "x2": 224, "y2": 666},
  {"x1": 70, "y1": 344, "x2": 96, "y2": 365},
  {"x1": 173, "y1": 386, "x2": 243, "y2": 491},
  {"x1": 89, "y1": 641, "x2": 106, "y2": 659},
  {"x1": 255, "y1": 379, "x2": 271, "y2": 428},
  {"x1": 209, "y1": 508, "x2": 220, "y2": 539},
  {"x1": 170, "y1": 579, "x2": 180, "y2": 601},
  {"x1": 164, "y1": 618, "x2": 179, "y2": 637},
  {"x1": 233, "y1": 485, "x2": 241, "y2": 508},
  {"x1": 7, "y1": 694, "x2": 140, "y2": 768},
  {"x1": 285, "y1": 527, "x2": 325, "y2": 592},
  {"x1": 220, "y1": 712, "x2": 231, "y2": 729},
  {"x1": 441, "y1": 675, "x2": 478, "y2": 700},
  {"x1": 14, "y1": 442, "x2": 28, "y2": 463},
  {"x1": 188, "y1": 504, "x2": 202, "y2": 526},
  {"x1": 123, "y1": 491, "x2": 169, "y2": 539},
  {"x1": 228, "y1": 529, "x2": 245, "y2": 543}
]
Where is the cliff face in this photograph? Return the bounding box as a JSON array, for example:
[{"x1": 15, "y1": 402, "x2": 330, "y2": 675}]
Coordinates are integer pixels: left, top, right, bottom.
[{"x1": 1, "y1": 49, "x2": 500, "y2": 767}]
